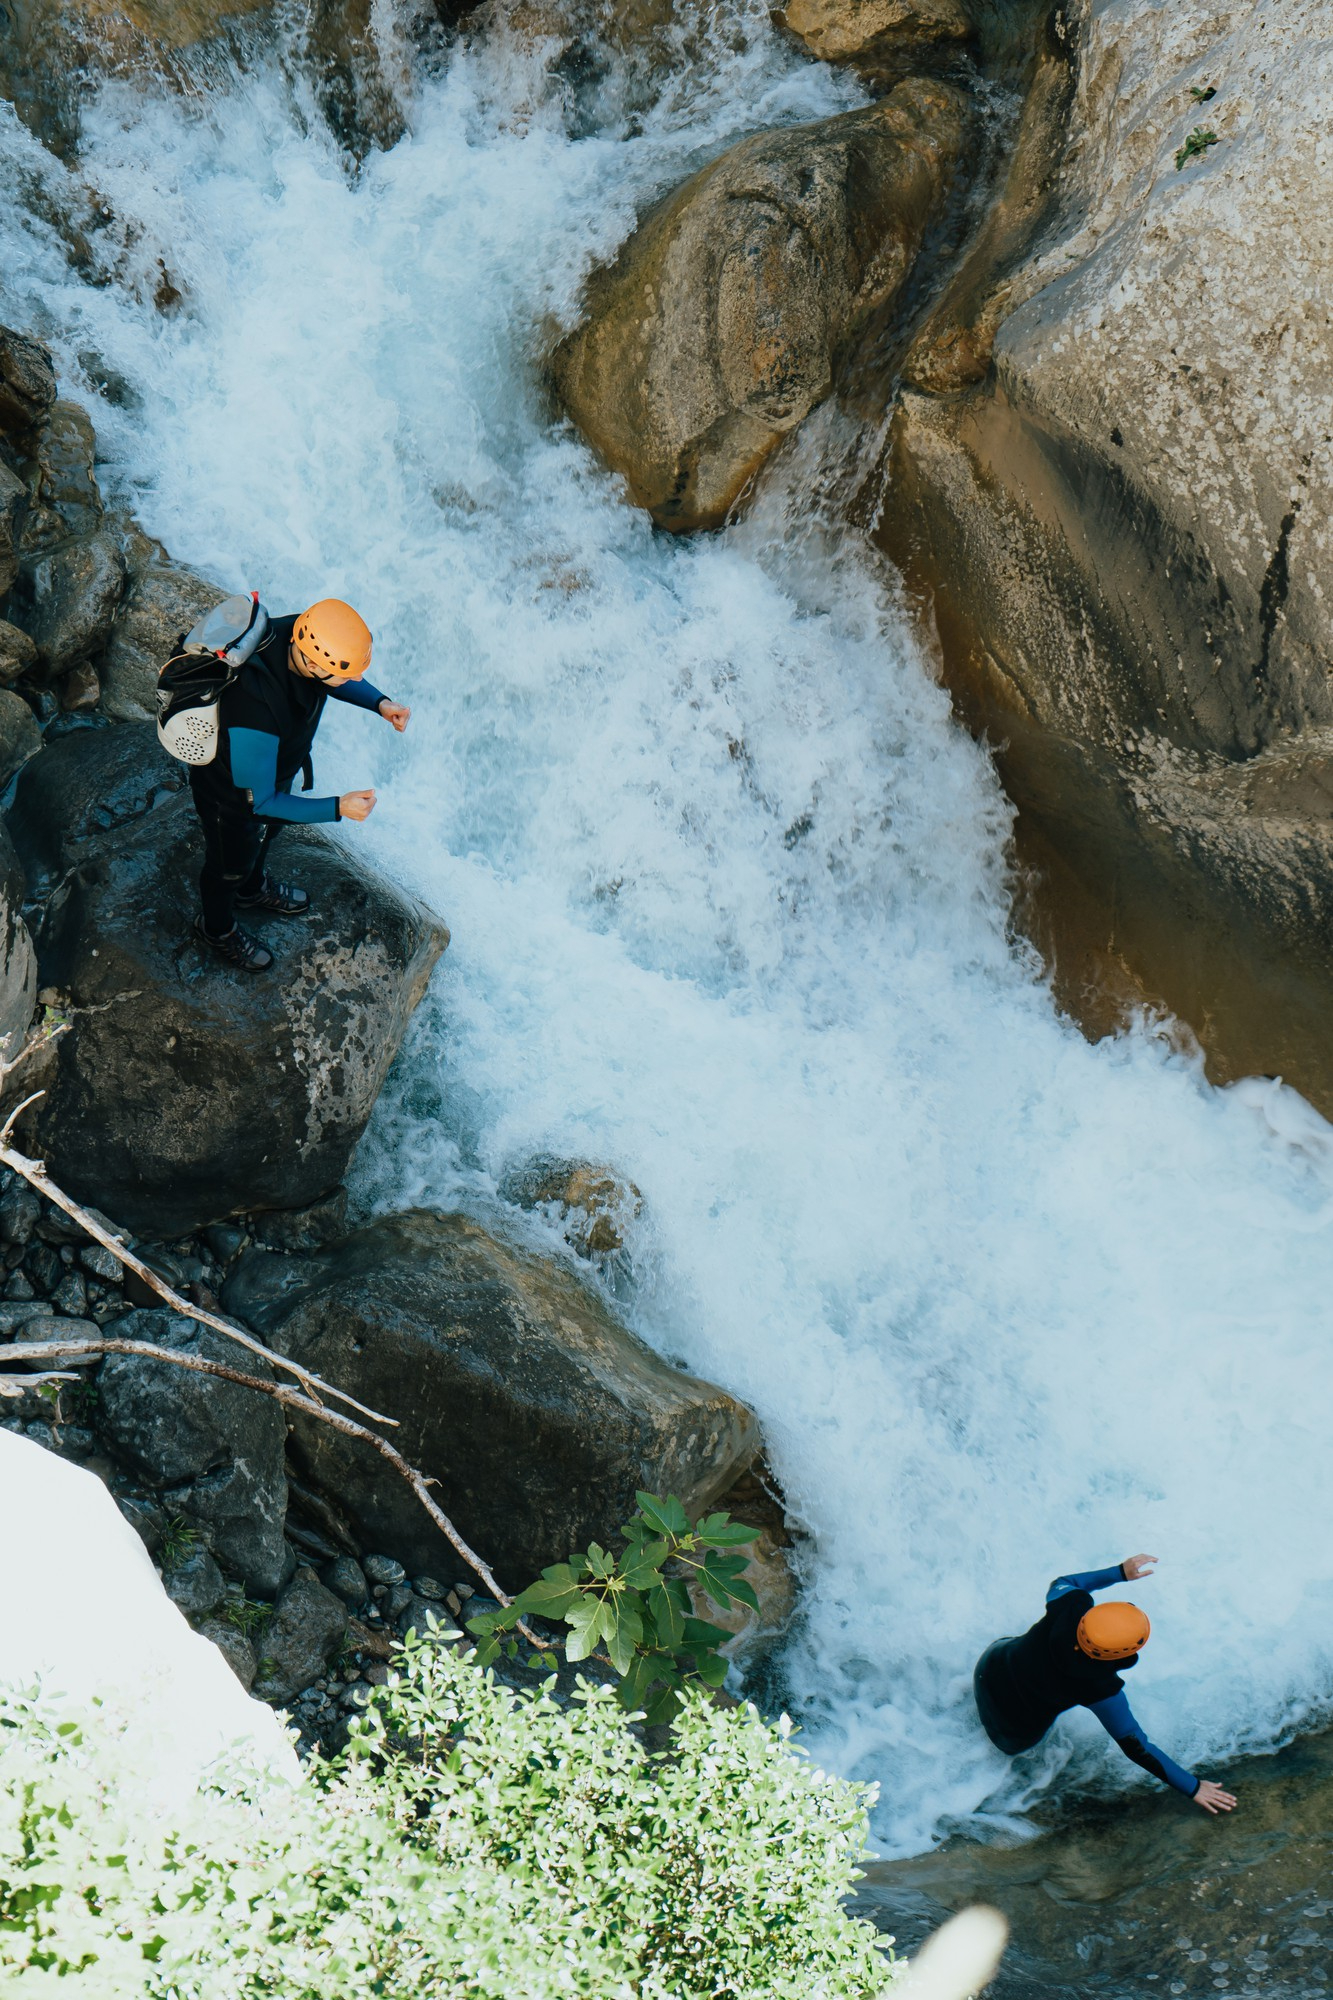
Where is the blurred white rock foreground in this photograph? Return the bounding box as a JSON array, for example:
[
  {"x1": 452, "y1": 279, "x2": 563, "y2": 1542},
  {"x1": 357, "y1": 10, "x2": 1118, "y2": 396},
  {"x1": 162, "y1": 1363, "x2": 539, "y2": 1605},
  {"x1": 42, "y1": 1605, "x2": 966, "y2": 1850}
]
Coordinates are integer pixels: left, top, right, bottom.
[{"x1": 0, "y1": 1428, "x2": 299, "y2": 1798}]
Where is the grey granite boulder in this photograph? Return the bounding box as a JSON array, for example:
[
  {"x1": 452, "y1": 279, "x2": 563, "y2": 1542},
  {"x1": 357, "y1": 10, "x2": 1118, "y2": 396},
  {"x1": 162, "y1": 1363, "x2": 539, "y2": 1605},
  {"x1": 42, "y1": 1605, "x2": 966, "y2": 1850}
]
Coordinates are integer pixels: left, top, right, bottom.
[
  {"x1": 224, "y1": 1208, "x2": 760, "y2": 1589},
  {"x1": 7, "y1": 726, "x2": 447, "y2": 1234},
  {"x1": 163, "y1": 1545, "x2": 227, "y2": 1618},
  {"x1": 251, "y1": 1567, "x2": 348, "y2": 1703},
  {"x1": 95, "y1": 1308, "x2": 289, "y2": 1595}
]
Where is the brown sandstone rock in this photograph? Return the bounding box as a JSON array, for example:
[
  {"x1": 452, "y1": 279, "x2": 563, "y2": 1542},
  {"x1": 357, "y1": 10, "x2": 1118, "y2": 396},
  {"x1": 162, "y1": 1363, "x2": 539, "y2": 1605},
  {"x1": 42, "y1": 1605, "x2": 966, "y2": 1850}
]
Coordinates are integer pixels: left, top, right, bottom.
[
  {"x1": 500, "y1": 1153, "x2": 642, "y2": 1256},
  {"x1": 878, "y1": 0, "x2": 1333, "y2": 1112},
  {"x1": 223, "y1": 1208, "x2": 760, "y2": 1588},
  {"x1": 552, "y1": 80, "x2": 972, "y2": 532},
  {"x1": 777, "y1": 0, "x2": 972, "y2": 79},
  {"x1": 0, "y1": 621, "x2": 38, "y2": 684}
]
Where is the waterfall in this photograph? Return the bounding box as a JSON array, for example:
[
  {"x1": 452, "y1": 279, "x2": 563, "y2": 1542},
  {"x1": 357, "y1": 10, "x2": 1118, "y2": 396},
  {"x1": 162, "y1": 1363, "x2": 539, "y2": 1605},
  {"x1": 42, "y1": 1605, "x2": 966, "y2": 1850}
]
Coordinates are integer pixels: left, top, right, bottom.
[{"x1": 3, "y1": 0, "x2": 1333, "y2": 1857}]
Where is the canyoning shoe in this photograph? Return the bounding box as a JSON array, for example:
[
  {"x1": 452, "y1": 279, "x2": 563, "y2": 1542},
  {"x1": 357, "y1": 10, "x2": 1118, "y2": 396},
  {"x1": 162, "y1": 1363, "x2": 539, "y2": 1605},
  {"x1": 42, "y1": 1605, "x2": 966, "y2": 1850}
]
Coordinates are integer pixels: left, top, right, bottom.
[
  {"x1": 235, "y1": 875, "x2": 311, "y2": 916},
  {"x1": 193, "y1": 916, "x2": 274, "y2": 972}
]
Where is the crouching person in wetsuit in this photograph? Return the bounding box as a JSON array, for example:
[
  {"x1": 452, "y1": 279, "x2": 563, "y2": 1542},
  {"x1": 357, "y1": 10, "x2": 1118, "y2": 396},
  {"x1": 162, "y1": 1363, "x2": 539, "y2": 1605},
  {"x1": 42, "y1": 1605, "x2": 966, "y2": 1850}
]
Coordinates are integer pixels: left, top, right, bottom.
[
  {"x1": 974, "y1": 1555, "x2": 1237, "y2": 1815},
  {"x1": 190, "y1": 598, "x2": 410, "y2": 971}
]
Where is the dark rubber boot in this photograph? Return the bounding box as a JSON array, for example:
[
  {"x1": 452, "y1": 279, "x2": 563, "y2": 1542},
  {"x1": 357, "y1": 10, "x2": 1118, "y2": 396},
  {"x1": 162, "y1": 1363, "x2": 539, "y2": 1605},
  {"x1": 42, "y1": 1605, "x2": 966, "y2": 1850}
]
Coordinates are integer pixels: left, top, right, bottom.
[
  {"x1": 193, "y1": 916, "x2": 274, "y2": 972},
  {"x1": 235, "y1": 874, "x2": 310, "y2": 916}
]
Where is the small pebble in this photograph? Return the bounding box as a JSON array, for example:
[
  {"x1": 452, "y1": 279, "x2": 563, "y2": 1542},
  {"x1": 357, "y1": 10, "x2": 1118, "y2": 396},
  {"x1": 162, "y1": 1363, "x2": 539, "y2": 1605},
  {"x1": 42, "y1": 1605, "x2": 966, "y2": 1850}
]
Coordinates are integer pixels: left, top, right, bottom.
[
  {"x1": 79, "y1": 1243, "x2": 124, "y2": 1282},
  {"x1": 363, "y1": 1554, "x2": 406, "y2": 1588},
  {"x1": 411, "y1": 1575, "x2": 447, "y2": 1600},
  {"x1": 51, "y1": 1272, "x2": 87, "y2": 1316}
]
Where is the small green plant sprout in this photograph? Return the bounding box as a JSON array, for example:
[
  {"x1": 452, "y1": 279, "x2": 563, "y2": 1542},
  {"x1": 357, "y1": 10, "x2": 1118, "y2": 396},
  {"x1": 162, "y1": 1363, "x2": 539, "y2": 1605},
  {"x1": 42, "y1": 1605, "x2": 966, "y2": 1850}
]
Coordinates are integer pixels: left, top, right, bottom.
[
  {"x1": 1176, "y1": 126, "x2": 1219, "y2": 170},
  {"x1": 159, "y1": 1516, "x2": 201, "y2": 1571},
  {"x1": 1190, "y1": 83, "x2": 1217, "y2": 103},
  {"x1": 468, "y1": 1491, "x2": 761, "y2": 1725},
  {"x1": 222, "y1": 1597, "x2": 270, "y2": 1636}
]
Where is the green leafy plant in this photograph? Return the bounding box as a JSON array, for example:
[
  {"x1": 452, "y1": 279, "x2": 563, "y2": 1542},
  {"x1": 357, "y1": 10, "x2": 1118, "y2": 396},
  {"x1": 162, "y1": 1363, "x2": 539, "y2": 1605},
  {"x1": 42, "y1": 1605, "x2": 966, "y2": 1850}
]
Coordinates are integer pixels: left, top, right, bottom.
[
  {"x1": 159, "y1": 1515, "x2": 201, "y2": 1570},
  {"x1": 1176, "y1": 126, "x2": 1219, "y2": 169},
  {"x1": 0, "y1": 1642, "x2": 895, "y2": 1996},
  {"x1": 468, "y1": 1490, "x2": 760, "y2": 1724},
  {"x1": 1190, "y1": 83, "x2": 1216, "y2": 102}
]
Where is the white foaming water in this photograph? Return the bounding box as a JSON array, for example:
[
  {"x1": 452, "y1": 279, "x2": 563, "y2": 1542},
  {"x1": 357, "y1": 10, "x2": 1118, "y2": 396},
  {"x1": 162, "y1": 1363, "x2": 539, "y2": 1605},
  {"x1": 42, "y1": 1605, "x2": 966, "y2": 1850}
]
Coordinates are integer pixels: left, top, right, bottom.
[{"x1": 4, "y1": 5, "x2": 1333, "y2": 1855}]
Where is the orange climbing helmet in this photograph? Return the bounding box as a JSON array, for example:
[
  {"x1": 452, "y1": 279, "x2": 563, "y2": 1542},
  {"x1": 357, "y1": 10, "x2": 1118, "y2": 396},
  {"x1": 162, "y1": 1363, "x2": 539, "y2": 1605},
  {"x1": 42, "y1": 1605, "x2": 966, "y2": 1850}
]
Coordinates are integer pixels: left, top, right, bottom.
[
  {"x1": 1077, "y1": 1602, "x2": 1151, "y2": 1661},
  {"x1": 292, "y1": 599, "x2": 373, "y2": 681}
]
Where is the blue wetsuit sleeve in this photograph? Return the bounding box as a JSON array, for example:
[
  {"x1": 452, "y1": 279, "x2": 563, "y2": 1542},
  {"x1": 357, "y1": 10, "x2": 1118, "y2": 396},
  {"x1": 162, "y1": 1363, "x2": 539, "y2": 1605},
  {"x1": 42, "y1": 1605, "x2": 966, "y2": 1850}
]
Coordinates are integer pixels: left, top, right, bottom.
[
  {"x1": 326, "y1": 678, "x2": 387, "y2": 712},
  {"x1": 1046, "y1": 1566, "x2": 1126, "y2": 1602},
  {"x1": 1088, "y1": 1692, "x2": 1198, "y2": 1796},
  {"x1": 229, "y1": 727, "x2": 340, "y2": 824}
]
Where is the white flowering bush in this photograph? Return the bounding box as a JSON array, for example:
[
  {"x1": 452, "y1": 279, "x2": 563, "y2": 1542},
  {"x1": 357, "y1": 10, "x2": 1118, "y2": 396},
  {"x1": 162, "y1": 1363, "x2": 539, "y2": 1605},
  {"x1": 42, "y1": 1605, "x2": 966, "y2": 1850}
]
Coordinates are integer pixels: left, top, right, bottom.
[{"x1": 0, "y1": 1634, "x2": 893, "y2": 1997}]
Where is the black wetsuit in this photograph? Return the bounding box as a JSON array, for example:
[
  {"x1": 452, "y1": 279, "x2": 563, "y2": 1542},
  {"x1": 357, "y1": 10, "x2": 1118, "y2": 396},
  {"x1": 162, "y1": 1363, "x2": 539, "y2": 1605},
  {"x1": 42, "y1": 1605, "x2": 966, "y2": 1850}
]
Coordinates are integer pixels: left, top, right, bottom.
[
  {"x1": 188, "y1": 613, "x2": 385, "y2": 936},
  {"x1": 974, "y1": 1567, "x2": 1197, "y2": 1796}
]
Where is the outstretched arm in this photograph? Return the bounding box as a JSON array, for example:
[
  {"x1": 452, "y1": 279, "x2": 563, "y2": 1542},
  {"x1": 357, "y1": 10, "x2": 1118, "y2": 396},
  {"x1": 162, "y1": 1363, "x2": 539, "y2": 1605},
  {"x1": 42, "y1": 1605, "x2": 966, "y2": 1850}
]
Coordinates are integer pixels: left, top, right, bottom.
[
  {"x1": 1088, "y1": 1693, "x2": 1236, "y2": 1812},
  {"x1": 327, "y1": 679, "x2": 410, "y2": 731},
  {"x1": 1087, "y1": 1691, "x2": 1195, "y2": 1793},
  {"x1": 327, "y1": 678, "x2": 387, "y2": 712},
  {"x1": 1047, "y1": 1554, "x2": 1157, "y2": 1604},
  {"x1": 229, "y1": 728, "x2": 340, "y2": 823}
]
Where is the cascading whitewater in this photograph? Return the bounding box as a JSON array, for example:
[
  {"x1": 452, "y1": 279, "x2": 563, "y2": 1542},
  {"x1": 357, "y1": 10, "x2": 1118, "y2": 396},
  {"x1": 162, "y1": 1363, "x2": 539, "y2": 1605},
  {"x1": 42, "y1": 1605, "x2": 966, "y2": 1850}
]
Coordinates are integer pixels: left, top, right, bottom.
[{"x1": 3, "y1": 0, "x2": 1333, "y2": 1858}]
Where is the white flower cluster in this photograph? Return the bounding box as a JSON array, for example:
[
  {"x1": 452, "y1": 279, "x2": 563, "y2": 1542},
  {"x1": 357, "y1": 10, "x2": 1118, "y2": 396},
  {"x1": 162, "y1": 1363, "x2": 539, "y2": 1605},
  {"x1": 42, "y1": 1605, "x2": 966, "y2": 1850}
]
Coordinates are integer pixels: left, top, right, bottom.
[{"x1": 0, "y1": 1635, "x2": 894, "y2": 1997}]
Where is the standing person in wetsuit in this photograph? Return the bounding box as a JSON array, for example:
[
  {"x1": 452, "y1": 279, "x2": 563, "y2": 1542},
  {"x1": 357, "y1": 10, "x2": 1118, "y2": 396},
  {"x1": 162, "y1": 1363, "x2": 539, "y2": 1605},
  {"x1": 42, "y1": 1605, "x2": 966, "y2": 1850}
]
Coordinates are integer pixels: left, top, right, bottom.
[
  {"x1": 974, "y1": 1555, "x2": 1237, "y2": 1815},
  {"x1": 189, "y1": 598, "x2": 410, "y2": 971}
]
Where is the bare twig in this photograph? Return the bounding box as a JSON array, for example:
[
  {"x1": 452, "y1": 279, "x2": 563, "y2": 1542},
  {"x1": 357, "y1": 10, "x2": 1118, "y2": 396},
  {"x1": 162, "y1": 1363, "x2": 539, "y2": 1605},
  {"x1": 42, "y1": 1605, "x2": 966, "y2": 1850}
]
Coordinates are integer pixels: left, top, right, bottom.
[
  {"x1": 0, "y1": 1332, "x2": 539, "y2": 1644},
  {"x1": 0, "y1": 1028, "x2": 541, "y2": 1643},
  {"x1": 0, "y1": 1090, "x2": 396, "y2": 1429}
]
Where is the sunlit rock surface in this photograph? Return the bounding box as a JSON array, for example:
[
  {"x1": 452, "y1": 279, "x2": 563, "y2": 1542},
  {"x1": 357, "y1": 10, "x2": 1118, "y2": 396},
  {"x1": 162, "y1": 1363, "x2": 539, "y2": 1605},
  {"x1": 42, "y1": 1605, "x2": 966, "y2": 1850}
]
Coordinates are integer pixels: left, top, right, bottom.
[
  {"x1": 553, "y1": 80, "x2": 972, "y2": 531},
  {"x1": 880, "y1": 0, "x2": 1333, "y2": 1112},
  {"x1": 0, "y1": 1428, "x2": 298, "y2": 1799}
]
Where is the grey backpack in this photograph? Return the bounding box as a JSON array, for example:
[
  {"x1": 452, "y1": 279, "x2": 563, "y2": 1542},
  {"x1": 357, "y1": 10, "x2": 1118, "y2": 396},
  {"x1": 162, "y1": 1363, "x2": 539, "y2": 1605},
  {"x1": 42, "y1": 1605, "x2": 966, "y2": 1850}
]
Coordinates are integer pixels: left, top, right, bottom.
[{"x1": 156, "y1": 592, "x2": 270, "y2": 765}]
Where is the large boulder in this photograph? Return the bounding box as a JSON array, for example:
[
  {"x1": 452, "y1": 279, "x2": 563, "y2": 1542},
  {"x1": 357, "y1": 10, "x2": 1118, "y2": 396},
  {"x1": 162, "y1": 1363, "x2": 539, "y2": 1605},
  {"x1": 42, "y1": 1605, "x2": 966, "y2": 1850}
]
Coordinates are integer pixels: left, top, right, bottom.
[
  {"x1": 223, "y1": 1208, "x2": 760, "y2": 1589},
  {"x1": 14, "y1": 531, "x2": 126, "y2": 676},
  {"x1": 99, "y1": 524, "x2": 222, "y2": 723},
  {"x1": 877, "y1": 0, "x2": 1333, "y2": 1113},
  {"x1": 552, "y1": 80, "x2": 972, "y2": 531},
  {"x1": 95, "y1": 1309, "x2": 290, "y2": 1596},
  {"x1": 7, "y1": 726, "x2": 448, "y2": 1234}
]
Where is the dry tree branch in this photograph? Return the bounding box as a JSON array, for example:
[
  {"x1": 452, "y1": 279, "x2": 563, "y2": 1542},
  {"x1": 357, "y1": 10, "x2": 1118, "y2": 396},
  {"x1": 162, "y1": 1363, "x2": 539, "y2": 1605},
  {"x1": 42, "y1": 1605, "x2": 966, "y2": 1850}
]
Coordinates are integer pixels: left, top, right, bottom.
[
  {"x1": 0, "y1": 1026, "x2": 541, "y2": 1641},
  {"x1": 0, "y1": 1080, "x2": 395, "y2": 1427},
  {"x1": 0, "y1": 1333, "x2": 539, "y2": 1643}
]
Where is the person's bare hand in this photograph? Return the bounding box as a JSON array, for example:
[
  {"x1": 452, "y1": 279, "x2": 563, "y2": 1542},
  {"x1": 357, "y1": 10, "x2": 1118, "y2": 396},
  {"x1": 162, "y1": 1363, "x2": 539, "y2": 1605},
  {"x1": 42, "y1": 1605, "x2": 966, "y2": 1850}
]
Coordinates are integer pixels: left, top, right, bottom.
[
  {"x1": 339, "y1": 789, "x2": 377, "y2": 822},
  {"x1": 378, "y1": 700, "x2": 410, "y2": 732},
  {"x1": 1194, "y1": 1780, "x2": 1237, "y2": 1815},
  {"x1": 1121, "y1": 1553, "x2": 1158, "y2": 1582}
]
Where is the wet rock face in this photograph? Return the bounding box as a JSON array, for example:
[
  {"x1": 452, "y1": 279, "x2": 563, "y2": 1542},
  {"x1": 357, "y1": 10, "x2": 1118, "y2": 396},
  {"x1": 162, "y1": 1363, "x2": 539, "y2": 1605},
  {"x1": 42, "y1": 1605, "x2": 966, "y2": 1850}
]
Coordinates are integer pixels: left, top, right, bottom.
[
  {"x1": 96, "y1": 1309, "x2": 289, "y2": 1596},
  {"x1": 552, "y1": 80, "x2": 972, "y2": 531},
  {"x1": 6, "y1": 727, "x2": 448, "y2": 1234},
  {"x1": 97, "y1": 525, "x2": 221, "y2": 723},
  {"x1": 879, "y1": 0, "x2": 1333, "y2": 1111},
  {"x1": 223, "y1": 1207, "x2": 760, "y2": 1588},
  {"x1": 0, "y1": 0, "x2": 472, "y2": 158},
  {"x1": 777, "y1": 0, "x2": 972, "y2": 84},
  {"x1": 0, "y1": 821, "x2": 37, "y2": 1060}
]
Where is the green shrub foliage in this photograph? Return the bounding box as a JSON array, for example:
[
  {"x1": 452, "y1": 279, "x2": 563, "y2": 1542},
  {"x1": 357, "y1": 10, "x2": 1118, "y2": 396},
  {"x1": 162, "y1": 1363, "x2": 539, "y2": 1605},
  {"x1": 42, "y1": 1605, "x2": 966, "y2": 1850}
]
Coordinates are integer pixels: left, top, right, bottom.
[
  {"x1": 0, "y1": 1635, "x2": 892, "y2": 1997},
  {"x1": 468, "y1": 1490, "x2": 762, "y2": 1722}
]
